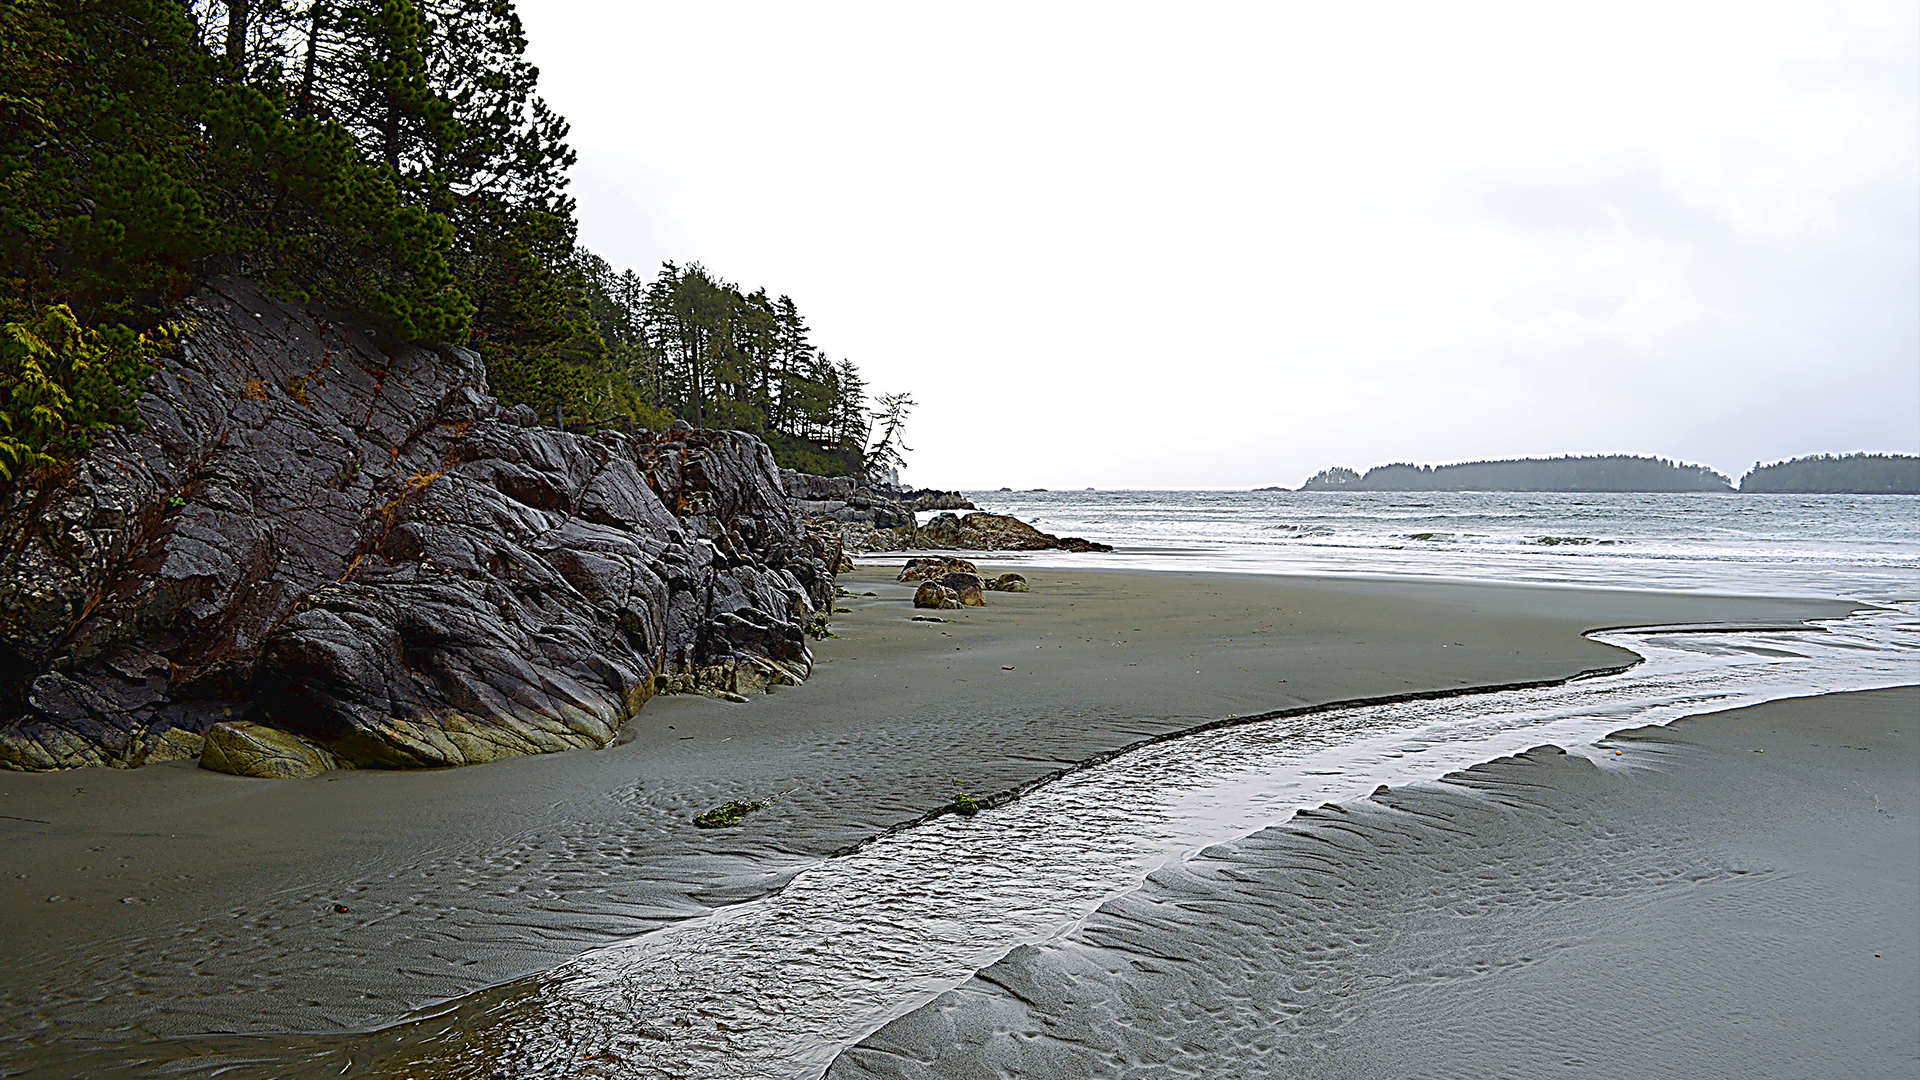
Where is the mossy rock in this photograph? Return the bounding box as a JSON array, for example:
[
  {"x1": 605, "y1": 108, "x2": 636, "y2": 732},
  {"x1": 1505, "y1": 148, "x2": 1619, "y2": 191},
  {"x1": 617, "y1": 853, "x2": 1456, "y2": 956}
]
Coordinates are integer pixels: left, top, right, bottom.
[
  {"x1": 986, "y1": 573, "x2": 1030, "y2": 592},
  {"x1": 914, "y1": 581, "x2": 964, "y2": 609},
  {"x1": 199, "y1": 722, "x2": 338, "y2": 779}
]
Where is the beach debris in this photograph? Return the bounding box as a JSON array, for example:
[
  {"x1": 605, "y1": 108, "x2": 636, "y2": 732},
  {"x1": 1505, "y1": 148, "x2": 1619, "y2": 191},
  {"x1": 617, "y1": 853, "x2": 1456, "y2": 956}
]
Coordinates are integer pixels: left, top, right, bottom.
[
  {"x1": 333, "y1": 904, "x2": 350, "y2": 913},
  {"x1": 911, "y1": 615, "x2": 947, "y2": 623},
  {"x1": 985, "y1": 572, "x2": 1030, "y2": 592},
  {"x1": 694, "y1": 800, "x2": 768, "y2": 829},
  {"x1": 951, "y1": 792, "x2": 981, "y2": 816},
  {"x1": 1001, "y1": 665, "x2": 1015, "y2": 671}
]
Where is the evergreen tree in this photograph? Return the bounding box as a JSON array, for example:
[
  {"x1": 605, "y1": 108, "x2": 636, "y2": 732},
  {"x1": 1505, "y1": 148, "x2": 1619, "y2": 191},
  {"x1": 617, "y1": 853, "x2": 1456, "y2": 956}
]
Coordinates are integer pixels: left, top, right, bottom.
[
  {"x1": 1, "y1": 0, "x2": 900, "y2": 480},
  {"x1": 865, "y1": 391, "x2": 912, "y2": 482}
]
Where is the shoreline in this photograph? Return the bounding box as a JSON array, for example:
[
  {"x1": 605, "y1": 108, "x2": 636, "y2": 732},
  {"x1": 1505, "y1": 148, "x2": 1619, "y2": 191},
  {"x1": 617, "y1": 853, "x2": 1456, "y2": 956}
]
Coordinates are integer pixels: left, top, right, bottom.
[
  {"x1": 0, "y1": 567, "x2": 1876, "y2": 1074},
  {"x1": 831, "y1": 686, "x2": 1920, "y2": 1079}
]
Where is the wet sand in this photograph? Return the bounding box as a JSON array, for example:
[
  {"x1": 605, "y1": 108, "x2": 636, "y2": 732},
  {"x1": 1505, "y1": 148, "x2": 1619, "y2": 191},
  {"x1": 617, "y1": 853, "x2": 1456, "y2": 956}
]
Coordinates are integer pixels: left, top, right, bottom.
[
  {"x1": 831, "y1": 687, "x2": 1920, "y2": 1080},
  {"x1": 0, "y1": 567, "x2": 1857, "y2": 1066}
]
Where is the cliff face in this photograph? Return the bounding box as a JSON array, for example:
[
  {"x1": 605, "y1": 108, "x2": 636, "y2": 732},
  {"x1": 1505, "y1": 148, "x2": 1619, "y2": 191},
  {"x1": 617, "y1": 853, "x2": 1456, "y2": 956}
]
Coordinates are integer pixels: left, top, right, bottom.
[{"x1": 0, "y1": 279, "x2": 839, "y2": 772}]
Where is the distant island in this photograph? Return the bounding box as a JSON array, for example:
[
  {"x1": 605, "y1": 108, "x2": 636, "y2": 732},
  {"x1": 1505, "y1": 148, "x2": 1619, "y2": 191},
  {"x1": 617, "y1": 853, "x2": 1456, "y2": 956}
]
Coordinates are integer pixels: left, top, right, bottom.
[
  {"x1": 1300, "y1": 455, "x2": 1734, "y2": 493},
  {"x1": 1739, "y1": 454, "x2": 1920, "y2": 494}
]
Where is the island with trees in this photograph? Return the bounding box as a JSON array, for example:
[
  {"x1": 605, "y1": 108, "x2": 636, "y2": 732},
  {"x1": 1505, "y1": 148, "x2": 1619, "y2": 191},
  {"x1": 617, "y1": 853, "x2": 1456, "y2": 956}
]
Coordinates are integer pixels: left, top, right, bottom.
[
  {"x1": 1738, "y1": 454, "x2": 1920, "y2": 494},
  {"x1": 1299, "y1": 455, "x2": 1734, "y2": 492}
]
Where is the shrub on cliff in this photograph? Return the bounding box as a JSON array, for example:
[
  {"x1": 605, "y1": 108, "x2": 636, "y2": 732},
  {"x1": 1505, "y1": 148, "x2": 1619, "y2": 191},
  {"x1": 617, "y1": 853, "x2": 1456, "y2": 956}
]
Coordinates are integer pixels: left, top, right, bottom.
[{"x1": 0, "y1": 306, "x2": 178, "y2": 480}]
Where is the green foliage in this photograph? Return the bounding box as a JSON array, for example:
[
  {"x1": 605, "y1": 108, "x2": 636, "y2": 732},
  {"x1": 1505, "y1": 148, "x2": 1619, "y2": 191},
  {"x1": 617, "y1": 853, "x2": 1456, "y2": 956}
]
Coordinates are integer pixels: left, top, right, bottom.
[
  {"x1": 570, "y1": 255, "x2": 877, "y2": 472},
  {"x1": 692, "y1": 800, "x2": 767, "y2": 829},
  {"x1": 0, "y1": 305, "x2": 176, "y2": 479},
  {"x1": 0, "y1": 0, "x2": 230, "y2": 326},
  {"x1": 1, "y1": 0, "x2": 896, "y2": 477}
]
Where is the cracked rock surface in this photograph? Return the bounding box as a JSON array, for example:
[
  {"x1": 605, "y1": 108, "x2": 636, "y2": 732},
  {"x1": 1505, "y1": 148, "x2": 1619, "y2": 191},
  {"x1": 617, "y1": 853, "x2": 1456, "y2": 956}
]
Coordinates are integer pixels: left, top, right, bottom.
[{"x1": 0, "y1": 279, "x2": 838, "y2": 772}]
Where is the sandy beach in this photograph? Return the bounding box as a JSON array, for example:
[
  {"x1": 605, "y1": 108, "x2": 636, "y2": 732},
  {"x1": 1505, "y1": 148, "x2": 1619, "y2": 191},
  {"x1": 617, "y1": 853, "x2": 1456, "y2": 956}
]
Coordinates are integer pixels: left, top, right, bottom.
[
  {"x1": 830, "y1": 686, "x2": 1919, "y2": 1079},
  {"x1": 0, "y1": 566, "x2": 1869, "y2": 1074}
]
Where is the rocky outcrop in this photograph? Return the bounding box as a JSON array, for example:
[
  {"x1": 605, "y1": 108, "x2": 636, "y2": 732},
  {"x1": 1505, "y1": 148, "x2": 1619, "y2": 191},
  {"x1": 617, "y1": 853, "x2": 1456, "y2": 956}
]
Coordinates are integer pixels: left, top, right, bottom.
[
  {"x1": 895, "y1": 488, "x2": 975, "y2": 513},
  {"x1": 0, "y1": 279, "x2": 836, "y2": 772},
  {"x1": 781, "y1": 471, "x2": 975, "y2": 531},
  {"x1": 919, "y1": 512, "x2": 1111, "y2": 552},
  {"x1": 986, "y1": 572, "x2": 1030, "y2": 593},
  {"x1": 834, "y1": 512, "x2": 1112, "y2": 554}
]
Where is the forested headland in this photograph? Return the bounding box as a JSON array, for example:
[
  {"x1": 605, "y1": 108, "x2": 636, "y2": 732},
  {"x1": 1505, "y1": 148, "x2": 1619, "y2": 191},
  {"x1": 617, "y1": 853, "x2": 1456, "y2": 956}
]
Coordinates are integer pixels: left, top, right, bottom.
[
  {"x1": 1300, "y1": 456, "x2": 1735, "y2": 492},
  {"x1": 1, "y1": 0, "x2": 885, "y2": 481},
  {"x1": 1739, "y1": 454, "x2": 1920, "y2": 494}
]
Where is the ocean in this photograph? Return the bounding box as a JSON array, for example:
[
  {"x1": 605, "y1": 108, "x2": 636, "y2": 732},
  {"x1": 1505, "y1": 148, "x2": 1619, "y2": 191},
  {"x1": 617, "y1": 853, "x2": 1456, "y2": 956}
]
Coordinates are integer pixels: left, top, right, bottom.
[{"x1": 939, "y1": 489, "x2": 1920, "y2": 603}]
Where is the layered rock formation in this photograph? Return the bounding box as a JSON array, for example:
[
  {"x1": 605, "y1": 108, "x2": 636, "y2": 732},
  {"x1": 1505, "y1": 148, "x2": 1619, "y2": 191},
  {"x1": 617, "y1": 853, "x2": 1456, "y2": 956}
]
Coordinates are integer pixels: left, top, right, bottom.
[{"x1": 0, "y1": 279, "x2": 837, "y2": 773}]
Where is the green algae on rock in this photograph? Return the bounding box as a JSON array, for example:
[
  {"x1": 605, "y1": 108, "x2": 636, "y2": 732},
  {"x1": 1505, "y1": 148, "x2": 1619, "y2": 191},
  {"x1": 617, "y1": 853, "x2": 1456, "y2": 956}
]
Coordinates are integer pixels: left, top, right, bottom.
[
  {"x1": 693, "y1": 800, "x2": 768, "y2": 829},
  {"x1": 199, "y1": 722, "x2": 338, "y2": 779}
]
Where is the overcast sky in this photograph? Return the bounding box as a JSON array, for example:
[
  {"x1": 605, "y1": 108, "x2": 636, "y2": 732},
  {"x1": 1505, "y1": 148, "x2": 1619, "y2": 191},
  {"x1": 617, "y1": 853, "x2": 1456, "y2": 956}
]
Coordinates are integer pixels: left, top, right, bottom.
[{"x1": 519, "y1": 1, "x2": 1918, "y2": 489}]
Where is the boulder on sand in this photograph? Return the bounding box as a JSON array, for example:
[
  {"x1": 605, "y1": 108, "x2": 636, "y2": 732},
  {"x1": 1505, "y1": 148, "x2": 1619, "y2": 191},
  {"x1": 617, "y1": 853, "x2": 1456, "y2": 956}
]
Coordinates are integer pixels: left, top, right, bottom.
[
  {"x1": 936, "y1": 571, "x2": 987, "y2": 607},
  {"x1": 199, "y1": 721, "x2": 337, "y2": 778},
  {"x1": 898, "y1": 556, "x2": 980, "y2": 582},
  {"x1": 914, "y1": 582, "x2": 963, "y2": 610},
  {"x1": 986, "y1": 572, "x2": 1030, "y2": 592}
]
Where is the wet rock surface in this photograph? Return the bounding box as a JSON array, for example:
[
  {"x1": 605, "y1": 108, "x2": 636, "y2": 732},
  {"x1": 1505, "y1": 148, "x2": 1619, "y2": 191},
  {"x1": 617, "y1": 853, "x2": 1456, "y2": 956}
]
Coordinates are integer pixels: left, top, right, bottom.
[{"x1": 0, "y1": 279, "x2": 836, "y2": 771}]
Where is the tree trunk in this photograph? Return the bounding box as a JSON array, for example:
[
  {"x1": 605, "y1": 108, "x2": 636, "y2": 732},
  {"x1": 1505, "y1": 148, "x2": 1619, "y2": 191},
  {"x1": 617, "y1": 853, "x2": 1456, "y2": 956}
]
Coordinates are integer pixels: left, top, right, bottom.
[{"x1": 225, "y1": 0, "x2": 251, "y2": 72}]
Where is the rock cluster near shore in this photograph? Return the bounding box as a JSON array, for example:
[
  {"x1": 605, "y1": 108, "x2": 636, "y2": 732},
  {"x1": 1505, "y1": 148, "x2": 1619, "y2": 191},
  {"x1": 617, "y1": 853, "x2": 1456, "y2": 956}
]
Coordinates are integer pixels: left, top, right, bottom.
[
  {"x1": 0, "y1": 279, "x2": 840, "y2": 774},
  {"x1": 792, "y1": 495, "x2": 1113, "y2": 555},
  {"x1": 900, "y1": 557, "x2": 1029, "y2": 609},
  {"x1": 779, "y1": 470, "x2": 1111, "y2": 555}
]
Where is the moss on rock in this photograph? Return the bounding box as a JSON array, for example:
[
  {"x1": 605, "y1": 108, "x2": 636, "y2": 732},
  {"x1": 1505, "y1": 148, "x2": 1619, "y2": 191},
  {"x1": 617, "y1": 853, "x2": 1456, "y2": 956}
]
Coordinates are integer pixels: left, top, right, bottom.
[{"x1": 199, "y1": 722, "x2": 337, "y2": 779}]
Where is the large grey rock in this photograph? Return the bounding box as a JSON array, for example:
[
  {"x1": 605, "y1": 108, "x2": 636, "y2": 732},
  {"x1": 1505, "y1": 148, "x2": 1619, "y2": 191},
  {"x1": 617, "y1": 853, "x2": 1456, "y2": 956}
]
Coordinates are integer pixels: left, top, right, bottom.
[{"x1": 0, "y1": 279, "x2": 838, "y2": 771}]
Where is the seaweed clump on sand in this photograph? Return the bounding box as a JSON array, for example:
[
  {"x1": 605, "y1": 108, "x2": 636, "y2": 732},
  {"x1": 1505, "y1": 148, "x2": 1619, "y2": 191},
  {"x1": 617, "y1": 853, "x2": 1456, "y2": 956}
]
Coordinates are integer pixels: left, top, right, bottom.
[{"x1": 693, "y1": 800, "x2": 768, "y2": 829}]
